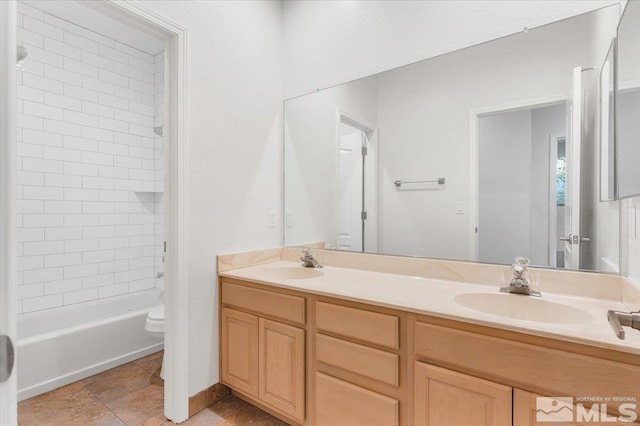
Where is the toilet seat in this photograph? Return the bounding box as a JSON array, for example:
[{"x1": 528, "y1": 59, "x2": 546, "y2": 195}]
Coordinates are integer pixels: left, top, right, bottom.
[{"x1": 145, "y1": 305, "x2": 164, "y2": 333}]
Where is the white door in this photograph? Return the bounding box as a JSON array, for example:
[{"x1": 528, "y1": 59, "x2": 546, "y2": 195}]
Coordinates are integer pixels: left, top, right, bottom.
[
  {"x1": 338, "y1": 132, "x2": 364, "y2": 251},
  {"x1": 562, "y1": 67, "x2": 583, "y2": 269},
  {"x1": 0, "y1": 1, "x2": 18, "y2": 424}
]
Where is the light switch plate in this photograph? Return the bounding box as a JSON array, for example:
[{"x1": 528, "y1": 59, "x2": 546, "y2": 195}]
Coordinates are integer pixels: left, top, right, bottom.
[
  {"x1": 456, "y1": 202, "x2": 464, "y2": 214},
  {"x1": 269, "y1": 210, "x2": 277, "y2": 228},
  {"x1": 286, "y1": 210, "x2": 293, "y2": 227}
]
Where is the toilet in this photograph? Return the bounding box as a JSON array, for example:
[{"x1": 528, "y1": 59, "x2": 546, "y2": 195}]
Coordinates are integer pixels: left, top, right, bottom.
[{"x1": 145, "y1": 305, "x2": 165, "y2": 379}]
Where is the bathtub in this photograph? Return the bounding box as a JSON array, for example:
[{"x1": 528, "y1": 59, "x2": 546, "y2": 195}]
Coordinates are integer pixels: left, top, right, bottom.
[{"x1": 17, "y1": 289, "x2": 164, "y2": 401}]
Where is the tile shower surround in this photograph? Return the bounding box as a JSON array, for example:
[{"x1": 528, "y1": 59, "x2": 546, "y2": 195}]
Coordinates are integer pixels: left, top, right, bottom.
[{"x1": 15, "y1": 2, "x2": 165, "y2": 313}]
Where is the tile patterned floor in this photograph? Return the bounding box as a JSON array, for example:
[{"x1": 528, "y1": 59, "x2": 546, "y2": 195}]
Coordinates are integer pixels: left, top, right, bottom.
[{"x1": 18, "y1": 351, "x2": 288, "y2": 426}]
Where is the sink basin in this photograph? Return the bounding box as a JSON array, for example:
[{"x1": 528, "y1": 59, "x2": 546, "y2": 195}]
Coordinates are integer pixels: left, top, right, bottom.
[
  {"x1": 261, "y1": 266, "x2": 324, "y2": 280},
  {"x1": 454, "y1": 293, "x2": 593, "y2": 324}
]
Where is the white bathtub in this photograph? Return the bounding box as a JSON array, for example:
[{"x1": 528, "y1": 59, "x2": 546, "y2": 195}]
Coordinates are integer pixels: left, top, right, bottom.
[{"x1": 17, "y1": 289, "x2": 164, "y2": 401}]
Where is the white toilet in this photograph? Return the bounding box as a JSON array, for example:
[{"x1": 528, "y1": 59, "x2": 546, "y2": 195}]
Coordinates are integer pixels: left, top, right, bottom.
[{"x1": 145, "y1": 305, "x2": 165, "y2": 379}]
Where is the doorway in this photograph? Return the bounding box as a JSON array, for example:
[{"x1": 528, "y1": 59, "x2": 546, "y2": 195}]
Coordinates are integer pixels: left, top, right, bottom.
[
  {"x1": 0, "y1": 0, "x2": 189, "y2": 423},
  {"x1": 549, "y1": 133, "x2": 567, "y2": 268},
  {"x1": 335, "y1": 109, "x2": 378, "y2": 253},
  {"x1": 338, "y1": 123, "x2": 365, "y2": 251},
  {"x1": 475, "y1": 102, "x2": 567, "y2": 267}
]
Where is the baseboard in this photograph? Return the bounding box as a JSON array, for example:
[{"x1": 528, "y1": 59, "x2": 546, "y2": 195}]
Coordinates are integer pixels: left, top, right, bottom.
[{"x1": 188, "y1": 383, "x2": 231, "y2": 417}]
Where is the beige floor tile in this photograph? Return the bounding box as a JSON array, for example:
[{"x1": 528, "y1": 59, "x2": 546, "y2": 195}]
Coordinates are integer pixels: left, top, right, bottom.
[
  {"x1": 206, "y1": 395, "x2": 288, "y2": 426},
  {"x1": 105, "y1": 384, "x2": 164, "y2": 426},
  {"x1": 18, "y1": 382, "x2": 110, "y2": 426}
]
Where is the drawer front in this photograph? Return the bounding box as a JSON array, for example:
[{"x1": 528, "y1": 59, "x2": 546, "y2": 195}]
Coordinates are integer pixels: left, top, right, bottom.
[
  {"x1": 221, "y1": 281, "x2": 305, "y2": 325},
  {"x1": 316, "y1": 301, "x2": 399, "y2": 349},
  {"x1": 414, "y1": 321, "x2": 640, "y2": 410},
  {"x1": 316, "y1": 334, "x2": 399, "y2": 386},
  {"x1": 315, "y1": 372, "x2": 399, "y2": 426}
]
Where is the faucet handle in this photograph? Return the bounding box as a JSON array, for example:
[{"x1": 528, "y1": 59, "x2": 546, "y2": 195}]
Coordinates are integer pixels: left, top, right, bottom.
[{"x1": 512, "y1": 257, "x2": 530, "y2": 276}]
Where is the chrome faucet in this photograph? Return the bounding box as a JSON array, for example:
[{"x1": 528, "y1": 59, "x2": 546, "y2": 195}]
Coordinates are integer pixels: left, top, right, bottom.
[
  {"x1": 500, "y1": 257, "x2": 541, "y2": 297},
  {"x1": 300, "y1": 249, "x2": 322, "y2": 268},
  {"x1": 607, "y1": 310, "x2": 640, "y2": 339}
]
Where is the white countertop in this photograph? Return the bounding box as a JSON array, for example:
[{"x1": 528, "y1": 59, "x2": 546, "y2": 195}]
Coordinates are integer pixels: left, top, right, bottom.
[{"x1": 220, "y1": 261, "x2": 640, "y2": 356}]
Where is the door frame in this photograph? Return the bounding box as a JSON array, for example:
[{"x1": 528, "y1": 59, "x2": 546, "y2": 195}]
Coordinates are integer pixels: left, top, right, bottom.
[
  {"x1": 469, "y1": 93, "x2": 569, "y2": 262},
  {"x1": 548, "y1": 132, "x2": 567, "y2": 268},
  {"x1": 0, "y1": 1, "x2": 18, "y2": 424},
  {"x1": 335, "y1": 108, "x2": 378, "y2": 253},
  {"x1": 98, "y1": 2, "x2": 190, "y2": 422},
  {"x1": 1, "y1": 1, "x2": 191, "y2": 423}
]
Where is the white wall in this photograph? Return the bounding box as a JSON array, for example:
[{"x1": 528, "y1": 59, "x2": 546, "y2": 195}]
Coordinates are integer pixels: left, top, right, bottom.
[
  {"x1": 616, "y1": 90, "x2": 640, "y2": 198},
  {"x1": 283, "y1": 0, "x2": 623, "y2": 99},
  {"x1": 16, "y1": 2, "x2": 164, "y2": 313},
  {"x1": 122, "y1": 0, "x2": 283, "y2": 396},
  {"x1": 618, "y1": 0, "x2": 640, "y2": 281},
  {"x1": 626, "y1": 198, "x2": 640, "y2": 282}
]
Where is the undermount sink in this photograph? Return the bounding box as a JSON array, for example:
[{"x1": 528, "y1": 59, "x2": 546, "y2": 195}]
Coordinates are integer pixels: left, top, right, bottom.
[
  {"x1": 261, "y1": 266, "x2": 324, "y2": 280},
  {"x1": 454, "y1": 293, "x2": 593, "y2": 324}
]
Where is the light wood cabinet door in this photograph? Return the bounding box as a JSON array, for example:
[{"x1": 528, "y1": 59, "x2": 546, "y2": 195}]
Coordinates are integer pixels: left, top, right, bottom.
[
  {"x1": 259, "y1": 318, "x2": 305, "y2": 423},
  {"x1": 221, "y1": 307, "x2": 259, "y2": 398},
  {"x1": 414, "y1": 362, "x2": 512, "y2": 426},
  {"x1": 514, "y1": 389, "x2": 640, "y2": 425}
]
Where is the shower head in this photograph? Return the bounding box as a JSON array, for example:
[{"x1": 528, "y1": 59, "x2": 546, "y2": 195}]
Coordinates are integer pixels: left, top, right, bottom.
[
  {"x1": 153, "y1": 125, "x2": 164, "y2": 137},
  {"x1": 17, "y1": 45, "x2": 28, "y2": 64}
]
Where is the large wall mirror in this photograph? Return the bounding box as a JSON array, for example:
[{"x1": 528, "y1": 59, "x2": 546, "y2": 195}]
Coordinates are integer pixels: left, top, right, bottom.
[
  {"x1": 616, "y1": 1, "x2": 640, "y2": 199},
  {"x1": 284, "y1": 5, "x2": 622, "y2": 273}
]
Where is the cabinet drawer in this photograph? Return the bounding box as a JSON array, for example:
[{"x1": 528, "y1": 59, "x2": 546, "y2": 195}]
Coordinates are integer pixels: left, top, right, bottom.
[
  {"x1": 316, "y1": 334, "x2": 399, "y2": 386},
  {"x1": 316, "y1": 301, "x2": 399, "y2": 349},
  {"x1": 414, "y1": 321, "x2": 640, "y2": 410},
  {"x1": 315, "y1": 372, "x2": 399, "y2": 426},
  {"x1": 221, "y1": 281, "x2": 305, "y2": 325}
]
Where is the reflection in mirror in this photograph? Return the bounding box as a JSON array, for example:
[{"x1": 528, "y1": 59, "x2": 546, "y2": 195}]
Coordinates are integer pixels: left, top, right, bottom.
[
  {"x1": 600, "y1": 40, "x2": 616, "y2": 202},
  {"x1": 616, "y1": 1, "x2": 640, "y2": 199},
  {"x1": 284, "y1": 6, "x2": 621, "y2": 273}
]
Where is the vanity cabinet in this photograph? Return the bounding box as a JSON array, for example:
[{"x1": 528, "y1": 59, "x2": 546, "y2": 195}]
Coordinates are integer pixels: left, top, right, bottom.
[
  {"x1": 218, "y1": 276, "x2": 640, "y2": 426},
  {"x1": 412, "y1": 317, "x2": 640, "y2": 425},
  {"x1": 220, "y1": 280, "x2": 306, "y2": 424},
  {"x1": 414, "y1": 362, "x2": 512, "y2": 426}
]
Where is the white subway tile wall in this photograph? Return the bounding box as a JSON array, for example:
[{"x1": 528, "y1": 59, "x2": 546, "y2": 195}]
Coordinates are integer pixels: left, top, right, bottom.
[
  {"x1": 154, "y1": 51, "x2": 165, "y2": 291},
  {"x1": 16, "y1": 3, "x2": 165, "y2": 314}
]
